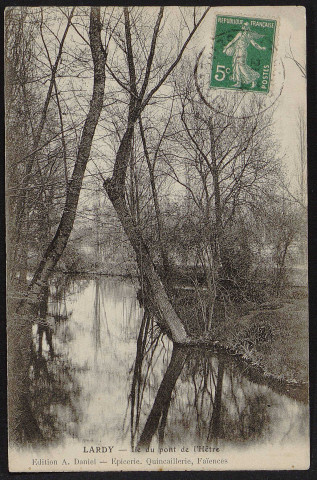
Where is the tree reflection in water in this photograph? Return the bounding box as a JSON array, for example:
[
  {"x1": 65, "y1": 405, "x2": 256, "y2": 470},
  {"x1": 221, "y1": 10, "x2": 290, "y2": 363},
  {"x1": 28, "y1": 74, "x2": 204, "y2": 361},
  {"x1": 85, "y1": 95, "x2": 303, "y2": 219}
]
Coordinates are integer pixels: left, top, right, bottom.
[
  {"x1": 9, "y1": 276, "x2": 87, "y2": 446},
  {"x1": 129, "y1": 309, "x2": 296, "y2": 449},
  {"x1": 30, "y1": 347, "x2": 81, "y2": 444},
  {"x1": 129, "y1": 310, "x2": 164, "y2": 448},
  {"x1": 137, "y1": 346, "x2": 187, "y2": 448},
  {"x1": 9, "y1": 277, "x2": 308, "y2": 450}
]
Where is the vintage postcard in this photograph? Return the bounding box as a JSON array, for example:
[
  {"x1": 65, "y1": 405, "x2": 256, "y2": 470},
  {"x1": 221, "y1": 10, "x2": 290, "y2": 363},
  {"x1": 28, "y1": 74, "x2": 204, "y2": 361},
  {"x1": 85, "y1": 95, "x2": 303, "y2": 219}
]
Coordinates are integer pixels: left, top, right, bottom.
[{"x1": 5, "y1": 5, "x2": 308, "y2": 472}]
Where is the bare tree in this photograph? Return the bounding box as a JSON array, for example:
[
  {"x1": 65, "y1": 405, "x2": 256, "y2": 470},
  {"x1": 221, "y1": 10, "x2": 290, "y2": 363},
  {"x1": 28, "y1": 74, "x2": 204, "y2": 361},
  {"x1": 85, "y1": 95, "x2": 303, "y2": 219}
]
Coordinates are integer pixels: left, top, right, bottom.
[
  {"x1": 161, "y1": 70, "x2": 279, "y2": 314},
  {"x1": 29, "y1": 7, "x2": 106, "y2": 302},
  {"x1": 7, "y1": 8, "x2": 75, "y2": 286},
  {"x1": 103, "y1": 7, "x2": 210, "y2": 343},
  {"x1": 7, "y1": 6, "x2": 107, "y2": 444}
]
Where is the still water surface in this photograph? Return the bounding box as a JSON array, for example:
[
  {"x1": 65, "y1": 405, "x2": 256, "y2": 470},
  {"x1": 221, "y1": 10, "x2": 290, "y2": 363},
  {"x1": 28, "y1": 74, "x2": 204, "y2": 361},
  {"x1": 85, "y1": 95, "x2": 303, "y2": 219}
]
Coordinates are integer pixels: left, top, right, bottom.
[{"x1": 35, "y1": 276, "x2": 308, "y2": 451}]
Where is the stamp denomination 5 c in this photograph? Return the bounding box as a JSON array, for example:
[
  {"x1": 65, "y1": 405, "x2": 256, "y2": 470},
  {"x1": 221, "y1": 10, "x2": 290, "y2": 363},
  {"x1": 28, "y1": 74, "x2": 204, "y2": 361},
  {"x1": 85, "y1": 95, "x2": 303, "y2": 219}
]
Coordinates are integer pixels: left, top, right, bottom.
[{"x1": 210, "y1": 15, "x2": 277, "y2": 93}]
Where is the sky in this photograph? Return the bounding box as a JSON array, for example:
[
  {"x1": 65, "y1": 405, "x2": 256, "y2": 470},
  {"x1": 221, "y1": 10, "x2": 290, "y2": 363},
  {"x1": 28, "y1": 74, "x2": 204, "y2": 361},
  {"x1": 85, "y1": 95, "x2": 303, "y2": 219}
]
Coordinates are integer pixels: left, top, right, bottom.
[
  {"x1": 12, "y1": 6, "x2": 305, "y2": 204},
  {"x1": 192, "y1": 5, "x2": 306, "y2": 189},
  {"x1": 77, "y1": 5, "x2": 306, "y2": 210}
]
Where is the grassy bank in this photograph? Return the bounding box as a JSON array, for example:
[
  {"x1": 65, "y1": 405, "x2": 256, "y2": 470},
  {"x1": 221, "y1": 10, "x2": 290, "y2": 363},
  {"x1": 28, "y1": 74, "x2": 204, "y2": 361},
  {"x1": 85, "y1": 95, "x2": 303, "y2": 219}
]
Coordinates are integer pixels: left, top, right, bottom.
[
  {"x1": 174, "y1": 287, "x2": 308, "y2": 387},
  {"x1": 211, "y1": 295, "x2": 308, "y2": 385}
]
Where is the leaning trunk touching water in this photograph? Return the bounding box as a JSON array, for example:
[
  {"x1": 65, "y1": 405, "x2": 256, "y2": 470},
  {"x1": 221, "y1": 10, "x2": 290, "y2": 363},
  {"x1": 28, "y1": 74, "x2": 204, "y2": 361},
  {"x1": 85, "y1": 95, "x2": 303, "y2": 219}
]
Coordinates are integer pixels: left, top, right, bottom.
[
  {"x1": 104, "y1": 112, "x2": 188, "y2": 343},
  {"x1": 104, "y1": 7, "x2": 210, "y2": 343},
  {"x1": 105, "y1": 157, "x2": 188, "y2": 344}
]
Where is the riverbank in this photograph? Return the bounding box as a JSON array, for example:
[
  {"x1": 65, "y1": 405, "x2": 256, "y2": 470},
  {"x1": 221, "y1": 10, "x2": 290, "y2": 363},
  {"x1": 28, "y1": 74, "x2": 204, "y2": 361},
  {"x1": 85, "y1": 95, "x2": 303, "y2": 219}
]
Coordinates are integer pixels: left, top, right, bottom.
[
  {"x1": 174, "y1": 285, "x2": 308, "y2": 390},
  {"x1": 216, "y1": 297, "x2": 308, "y2": 384},
  {"x1": 31, "y1": 269, "x2": 309, "y2": 391}
]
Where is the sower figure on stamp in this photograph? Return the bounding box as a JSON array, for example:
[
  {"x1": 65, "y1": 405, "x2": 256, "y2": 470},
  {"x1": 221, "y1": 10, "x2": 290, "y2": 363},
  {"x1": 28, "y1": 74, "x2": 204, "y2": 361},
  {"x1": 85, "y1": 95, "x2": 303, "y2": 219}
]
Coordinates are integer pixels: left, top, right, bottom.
[{"x1": 223, "y1": 22, "x2": 266, "y2": 88}]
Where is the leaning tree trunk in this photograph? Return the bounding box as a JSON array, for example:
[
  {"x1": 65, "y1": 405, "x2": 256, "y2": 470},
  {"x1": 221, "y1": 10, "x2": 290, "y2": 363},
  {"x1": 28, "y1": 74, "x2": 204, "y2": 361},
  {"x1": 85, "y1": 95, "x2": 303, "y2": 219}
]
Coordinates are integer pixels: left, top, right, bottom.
[
  {"x1": 104, "y1": 108, "x2": 188, "y2": 344},
  {"x1": 28, "y1": 7, "x2": 106, "y2": 306},
  {"x1": 8, "y1": 7, "x2": 106, "y2": 445},
  {"x1": 106, "y1": 170, "x2": 188, "y2": 344},
  {"x1": 102, "y1": 6, "x2": 212, "y2": 343}
]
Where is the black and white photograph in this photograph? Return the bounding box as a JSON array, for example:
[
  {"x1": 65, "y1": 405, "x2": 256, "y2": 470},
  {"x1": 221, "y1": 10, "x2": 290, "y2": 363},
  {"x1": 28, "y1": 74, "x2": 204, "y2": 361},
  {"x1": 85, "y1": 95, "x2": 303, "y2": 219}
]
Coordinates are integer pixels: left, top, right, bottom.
[{"x1": 5, "y1": 5, "x2": 309, "y2": 471}]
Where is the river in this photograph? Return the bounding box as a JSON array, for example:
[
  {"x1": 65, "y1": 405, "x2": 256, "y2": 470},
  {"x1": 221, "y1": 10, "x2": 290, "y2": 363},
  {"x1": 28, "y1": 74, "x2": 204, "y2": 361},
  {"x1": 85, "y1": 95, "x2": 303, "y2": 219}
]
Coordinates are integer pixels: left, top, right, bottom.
[
  {"x1": 24, "y1": 274, "x2": 309, "y2": 470},
  {"x1": 14, "y1": 270, "x2": 309, "y2": 471}
]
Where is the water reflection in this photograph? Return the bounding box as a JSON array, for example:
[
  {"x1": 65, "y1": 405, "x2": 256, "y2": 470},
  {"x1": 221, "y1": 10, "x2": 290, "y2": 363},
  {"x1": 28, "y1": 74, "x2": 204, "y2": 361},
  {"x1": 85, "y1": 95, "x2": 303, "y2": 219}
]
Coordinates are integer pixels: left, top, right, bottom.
[
  {"x1": 23, "y1": 278, "x2": 88, "y2": 445},
  {"x1": 137, "y1": 346, "x2": 187, "y2": 448},
  {"x1": 11, "y1": 276, "x2": 308, "y2": 452},
  {"x1": 131, "y1": 339, "x2": 308, "y2": 449}
]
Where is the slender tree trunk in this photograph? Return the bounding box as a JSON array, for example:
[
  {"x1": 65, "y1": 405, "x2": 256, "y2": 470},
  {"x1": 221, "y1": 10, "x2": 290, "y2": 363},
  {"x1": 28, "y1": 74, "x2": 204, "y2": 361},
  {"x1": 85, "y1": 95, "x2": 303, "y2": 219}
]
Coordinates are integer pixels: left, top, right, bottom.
[
  {"x1": 8, "y1": 7, "x2": 106, "y2": 446},
  {"x1": 139, "y1": 119, "x2": 171, "y2": 280},
  {"x1": 28, "y1": 7, "x2": 106, "y2": 304},
  {"x1": 209, "y1": 117, "x2": 223, "y2": 273}
]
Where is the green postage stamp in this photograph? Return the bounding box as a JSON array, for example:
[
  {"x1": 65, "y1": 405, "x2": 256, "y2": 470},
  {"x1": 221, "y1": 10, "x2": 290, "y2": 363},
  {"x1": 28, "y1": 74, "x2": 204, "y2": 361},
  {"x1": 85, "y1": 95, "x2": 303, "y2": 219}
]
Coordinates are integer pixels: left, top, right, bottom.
[{"x1": 210, "y1": 15, "x2": 277, "y2": 93}]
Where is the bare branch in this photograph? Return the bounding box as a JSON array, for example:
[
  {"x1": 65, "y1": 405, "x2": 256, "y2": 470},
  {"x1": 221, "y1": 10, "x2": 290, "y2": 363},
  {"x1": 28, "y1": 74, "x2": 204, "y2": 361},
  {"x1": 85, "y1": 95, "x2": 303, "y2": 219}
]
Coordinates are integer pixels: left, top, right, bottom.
[
  {"x1": 286, "y1": 37, "x2": 306, "y2": 78},
  {"x1": 124, "y1": 7, "x2": 137, "y2": 96},
  {"x1": 139, "y1": 7, "x2": 164, "y2": 99},
  {"x1": 142, "y1": 7, "x2": 210, "y2": 109}
]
